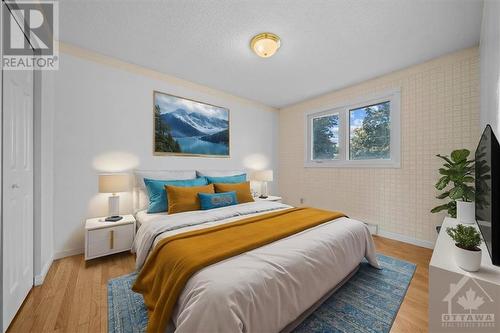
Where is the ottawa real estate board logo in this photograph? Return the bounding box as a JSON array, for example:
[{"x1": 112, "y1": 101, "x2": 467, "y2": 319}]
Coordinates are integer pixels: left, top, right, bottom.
[
  {"x1": 2, "y1": 0, "x2": 58, "y2": 70},
  {"x1": 441, "y1": 276, "x2": 495, "y2": 329}
]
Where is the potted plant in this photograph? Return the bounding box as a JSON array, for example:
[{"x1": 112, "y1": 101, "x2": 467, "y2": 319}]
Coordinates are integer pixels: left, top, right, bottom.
[
  {"x1": 446, "y1": 224, "x2": 482, "y2": 271},
  {"x1": 431, "y1": 149, "x2": 475, "y2": 223}
]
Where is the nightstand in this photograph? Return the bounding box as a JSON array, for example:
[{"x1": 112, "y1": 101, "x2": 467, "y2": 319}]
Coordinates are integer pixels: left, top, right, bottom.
[
  {"x1": 85, "y1": 214, "x2": 136, "y2": 260},
  {"x1": 255, "y1": 195, "x2": 282, "y2": 203}
]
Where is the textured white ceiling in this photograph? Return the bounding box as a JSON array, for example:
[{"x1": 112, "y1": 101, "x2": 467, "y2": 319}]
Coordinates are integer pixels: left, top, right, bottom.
[{"x1": 59, "y1": 0, "x2": 483, "y2": 108}]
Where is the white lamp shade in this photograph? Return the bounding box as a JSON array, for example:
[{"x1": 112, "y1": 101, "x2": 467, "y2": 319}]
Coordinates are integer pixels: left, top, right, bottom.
[
  {"x1": 252, "y1": 170, "x2": 273, "y2": 182},
  {"x1": 98, "y1": 174, "x2": 129, "y2": 193}
]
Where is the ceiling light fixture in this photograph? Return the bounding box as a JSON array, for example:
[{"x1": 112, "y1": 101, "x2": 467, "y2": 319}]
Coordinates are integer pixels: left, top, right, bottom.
[{"x1": 250, "y1": 32, "x2": 281, "y2": 58}]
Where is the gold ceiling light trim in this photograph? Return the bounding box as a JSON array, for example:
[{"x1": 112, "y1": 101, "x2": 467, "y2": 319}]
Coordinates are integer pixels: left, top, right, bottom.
[{"x1": 250, "y1": 32, "x2": 281, "y2": 58}]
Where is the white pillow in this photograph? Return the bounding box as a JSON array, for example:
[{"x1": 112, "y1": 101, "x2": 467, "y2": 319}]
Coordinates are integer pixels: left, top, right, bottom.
[
  {"x1": 196, "y1": 170, "x2": 246, "y2": 177},
  {"x1": 133, "y1": 170, "x2": 197, "y2": 212},
  {"x1": 134, "y1": 170, "x2": 197, "y2": 189}
]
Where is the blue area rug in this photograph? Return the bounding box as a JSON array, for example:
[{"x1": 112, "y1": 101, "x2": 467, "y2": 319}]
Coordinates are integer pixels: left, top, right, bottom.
[{"x1": 108, "y1": 254, "x2": 415, "y2": 333}]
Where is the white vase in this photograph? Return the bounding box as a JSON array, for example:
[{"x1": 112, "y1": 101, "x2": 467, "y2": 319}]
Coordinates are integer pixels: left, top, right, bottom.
[
  {"x1": 456, "y1": 200, "x2": 475, "y2": 224},
  {"x1": 454, "y1": 245, "x2": 482, "y2": 272}
]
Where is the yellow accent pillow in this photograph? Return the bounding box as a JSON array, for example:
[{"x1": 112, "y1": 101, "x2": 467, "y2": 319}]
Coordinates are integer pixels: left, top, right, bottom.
[
  {"x1": 214, "y1": 182, "x2": 254, "y2": 204},
  {"x1": 165, "y1": 184, "x2": 215, "y2": 214}
]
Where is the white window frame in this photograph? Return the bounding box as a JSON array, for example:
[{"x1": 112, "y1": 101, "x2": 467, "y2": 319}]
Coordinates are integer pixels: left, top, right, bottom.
[
  {"x1": 305, "y1": 88, "x2": 401, "y2": 168},
  {"x1": 309, "y1": 111, "x2": 341, "y2": 161}
]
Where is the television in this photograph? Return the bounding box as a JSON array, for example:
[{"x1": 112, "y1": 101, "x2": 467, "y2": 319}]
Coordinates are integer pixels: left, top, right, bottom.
[{"x1": 475, "y1": 124, "x2": 500, "y2": 266}]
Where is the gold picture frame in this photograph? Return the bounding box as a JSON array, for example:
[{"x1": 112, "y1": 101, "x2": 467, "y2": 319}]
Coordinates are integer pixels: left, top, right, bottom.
[{"x1": 153, "y1": 90, "x2": 230, "y2": 158}]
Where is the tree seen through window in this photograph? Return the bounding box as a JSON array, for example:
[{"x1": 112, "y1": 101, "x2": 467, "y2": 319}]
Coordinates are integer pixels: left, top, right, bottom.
[
  {"x1": 349, "y1": 101, "x2": 390, "y2": 160},
  {"x1": 312, "y1": 114, "x2": 339, "y2": 160}
]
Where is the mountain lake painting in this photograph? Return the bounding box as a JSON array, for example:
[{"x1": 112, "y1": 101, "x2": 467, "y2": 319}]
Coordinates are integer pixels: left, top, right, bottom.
[{"x1": 153, "y1": 91, "x2": 229, "y2": 157}]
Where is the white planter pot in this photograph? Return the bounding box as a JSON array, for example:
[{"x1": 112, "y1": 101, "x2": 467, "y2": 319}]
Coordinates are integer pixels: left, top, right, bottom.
[
  {"x1": 456, "y1": 200, "x2": 475, "y2": 224},
  {"x1": 454, "y1": 245, "x2": 482, "y2": 272}
]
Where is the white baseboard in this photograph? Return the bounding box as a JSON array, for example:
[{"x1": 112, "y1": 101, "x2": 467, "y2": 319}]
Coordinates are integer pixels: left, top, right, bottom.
[
  {"x1": 34, "y1": 254, "x2": 54, "y2": 286},
  {"x1": 53, "y1": 248, "x2": 84, "y2": 260},
  {"x1": 377, "y1": 229, "x2": 435, "y2": 249}
]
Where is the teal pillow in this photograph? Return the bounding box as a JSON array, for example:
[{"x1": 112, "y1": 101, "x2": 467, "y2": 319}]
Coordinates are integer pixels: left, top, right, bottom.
[
  {"x1": 144, "y1": 177, "x2": 208, "y2": 213},
  {"x1": 205, "y1": 174, "x2": 246, "y2": 184},
  {"x1": 198, "y1": 191, "x2": 238, "y2": 210}
]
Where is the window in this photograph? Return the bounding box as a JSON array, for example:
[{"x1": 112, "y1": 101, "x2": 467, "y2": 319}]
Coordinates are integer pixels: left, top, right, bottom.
[
  {"x1": 305, "y1": 89, "x2": 400, "y2": 167},
  {"x1": 311, "y1": 113, "x2": 339, "y2": 160},
  {"x1": 349, "y1": 101, "x2": 390, "y2": 160}
]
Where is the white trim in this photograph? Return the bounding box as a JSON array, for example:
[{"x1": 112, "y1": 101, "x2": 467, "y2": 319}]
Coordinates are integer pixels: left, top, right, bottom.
[
  {"x1": 34, "y1": 254, "x2": 54, "y2": 286},
  {"x1": 377, "y1": 229, "x2": 435, "y2": 249},
  {"x1": 0, "y1": 4, "x2": 3, "y2": 332},
  {"x1": 304, "y1": 88, "x2": 401, "y2": 168},
  {"x1": 53, "y1": 248, "x2": 84, "y2": 260}
]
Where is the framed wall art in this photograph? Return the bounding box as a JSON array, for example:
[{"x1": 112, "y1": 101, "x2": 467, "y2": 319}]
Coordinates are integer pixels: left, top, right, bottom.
[{"x1": 153, "y1": 91, "x2": 230, "y2": 157}]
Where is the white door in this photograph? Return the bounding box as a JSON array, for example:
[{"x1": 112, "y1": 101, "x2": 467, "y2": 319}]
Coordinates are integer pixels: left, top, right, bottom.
[{"x1": 2, "y1": 66, "x2": 34, "y2": 331}]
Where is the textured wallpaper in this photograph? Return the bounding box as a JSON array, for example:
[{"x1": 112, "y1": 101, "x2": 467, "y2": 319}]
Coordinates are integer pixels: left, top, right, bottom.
[{"x1": 279, "y1": 47, "x2": 480, "y2": 246}]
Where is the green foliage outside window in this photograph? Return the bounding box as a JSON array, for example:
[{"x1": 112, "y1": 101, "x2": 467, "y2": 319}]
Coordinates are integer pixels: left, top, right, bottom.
[
  {"x1": 312, "y1": 114, "x2": 339, "y2": 160},
  {"x1": 350, "y1": 102, "x2": 390, "y2": 160}
]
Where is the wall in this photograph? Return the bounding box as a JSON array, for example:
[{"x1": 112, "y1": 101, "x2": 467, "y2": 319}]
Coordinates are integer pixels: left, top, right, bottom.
[
  {"x1": 480, "y1": 0, "x2": 500, "y2": 135},
  {"x1": 52, "y1": 44, "x2": 278, "y2": 258},
  {"x1": 279, "y1": 47, "x2": 480, "y2": 247}
]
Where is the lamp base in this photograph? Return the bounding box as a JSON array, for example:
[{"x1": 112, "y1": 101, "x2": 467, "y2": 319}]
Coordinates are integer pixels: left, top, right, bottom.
[
  {"x1": 260, "y1": 181, "x2": 268, "y2": 199},
  {"x1": 108, "y1": 195, "x2": 120, "y2": 216}
]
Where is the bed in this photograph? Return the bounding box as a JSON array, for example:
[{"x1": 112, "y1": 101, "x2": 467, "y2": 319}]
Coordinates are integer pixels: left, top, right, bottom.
[
  {"x1": 132, "y1": 198, "x2": 380, "y2": 333},
  {"x1": 135, "y1": 209, "x2": 165, "y2": 228}
]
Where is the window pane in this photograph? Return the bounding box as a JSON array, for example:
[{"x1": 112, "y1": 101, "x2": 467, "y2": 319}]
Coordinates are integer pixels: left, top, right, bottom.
[
  {"x1": 312, "y1": 114, "x2": 339, "y2": 160},
  {"x1": 349, "y1": 101, "x2": 390, "y2": 160}
]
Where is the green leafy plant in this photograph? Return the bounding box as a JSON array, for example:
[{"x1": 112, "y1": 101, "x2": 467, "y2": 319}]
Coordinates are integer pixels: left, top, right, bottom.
[
  {"x1": 431, "y1": 149, "x2": 475, "y2": 218},
  {"x1": 446, "y1": 224, "x2": 482, "y2": 251}
]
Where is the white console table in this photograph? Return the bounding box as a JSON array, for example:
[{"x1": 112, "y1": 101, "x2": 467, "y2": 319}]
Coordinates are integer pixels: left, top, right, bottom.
[{"x1": 429, "y1": 217, "x2": 500, "y2": 332}]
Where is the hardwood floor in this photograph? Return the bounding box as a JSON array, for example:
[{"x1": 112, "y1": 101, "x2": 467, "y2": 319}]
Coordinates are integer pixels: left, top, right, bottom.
[
  {"x1": 373, "y1": 236, "x2": 433, "y2": 333},
  {"x1": 7, "y1": 236, "x2": 432, "y2": 333}
]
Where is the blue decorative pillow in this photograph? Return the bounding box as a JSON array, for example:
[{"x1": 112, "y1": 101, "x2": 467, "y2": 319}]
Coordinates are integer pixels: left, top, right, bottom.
[
  {"x1": 144, "y1": 177, "x2": 208, "y2": 213},
  {"x1": 198, "y1": 191, "x2": 238, "y2": 210},
  {"x1": 205, "y1": 174, "x2": 246, "y2": 184}
]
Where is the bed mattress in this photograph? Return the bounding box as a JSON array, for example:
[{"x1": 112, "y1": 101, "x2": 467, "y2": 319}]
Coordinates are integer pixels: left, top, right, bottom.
[
  {"x1": 134, "y1": 209, "x2": 166, "y2": 228},
  {"x1": 133, "y1": 201, "x2": 380, "y2": 333}
]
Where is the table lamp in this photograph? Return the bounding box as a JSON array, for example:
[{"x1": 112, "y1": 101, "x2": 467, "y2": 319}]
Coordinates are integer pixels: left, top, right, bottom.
[
  {"x1": 253, "y1": 170, "x2": 273, "y2": 199},
  {"x1": 98, "y1": 174, "x2": 129, "y2": 221}
]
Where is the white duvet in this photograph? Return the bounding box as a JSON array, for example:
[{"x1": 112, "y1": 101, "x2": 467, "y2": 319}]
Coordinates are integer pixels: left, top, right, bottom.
[{"x1": 133, "y1": 201, "x2": 380, "y2": 333}]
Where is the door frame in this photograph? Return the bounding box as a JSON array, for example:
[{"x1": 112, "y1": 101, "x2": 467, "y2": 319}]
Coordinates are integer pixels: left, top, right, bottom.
[
  {"x1": 0, "y1": 2, "x2": 4, "y2": 329},
  {"x1": 0, "y1": 2, "x2": 37, "y2": 331}
]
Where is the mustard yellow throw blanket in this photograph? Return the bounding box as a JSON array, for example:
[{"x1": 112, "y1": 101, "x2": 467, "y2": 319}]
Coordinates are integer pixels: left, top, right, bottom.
[{"x1": 132, "y1": 207, "x2": 346, "y2": 333}]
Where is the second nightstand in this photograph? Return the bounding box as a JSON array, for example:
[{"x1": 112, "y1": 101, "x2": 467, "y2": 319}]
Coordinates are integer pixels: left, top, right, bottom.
[
  {"x1": 85, "y1": 214, "x2": 136, "y2": 260},
  {"x1": 255, "y1": 195, "x2": 282, "y2": 203}
]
